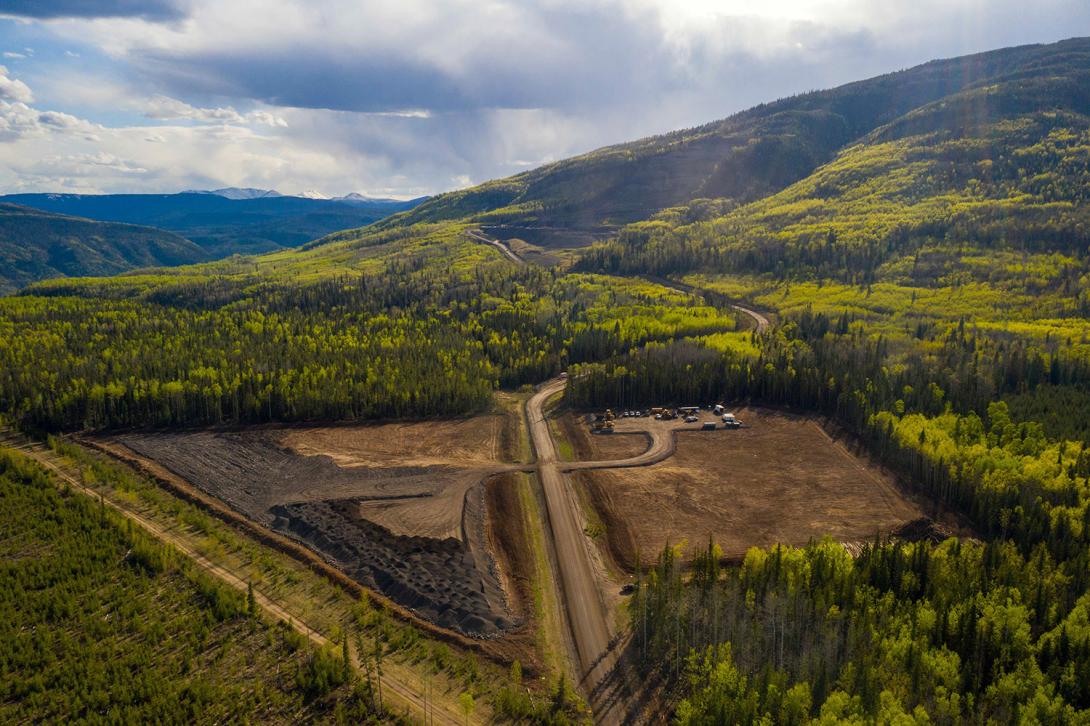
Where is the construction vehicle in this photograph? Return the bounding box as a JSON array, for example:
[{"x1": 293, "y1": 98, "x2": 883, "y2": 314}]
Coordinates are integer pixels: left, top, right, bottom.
[{"x1": 591, "y1": 408, "x2": 616, "y2": 433}]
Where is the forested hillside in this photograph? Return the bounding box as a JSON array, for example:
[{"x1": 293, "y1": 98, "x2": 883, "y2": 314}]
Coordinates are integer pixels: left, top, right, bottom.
[
  {"x1": 0, "y1": 224, "x2": 739, "y2": 430},
  {"x1": 379, "y1": 38, "x2": 1088, "y2": 242},
  {"x1": 0, "y1": 204, "x2": 205, "y2": 294},
  {"x1": 554, "y1": 37, "x2": 1090, "y2": 723}
]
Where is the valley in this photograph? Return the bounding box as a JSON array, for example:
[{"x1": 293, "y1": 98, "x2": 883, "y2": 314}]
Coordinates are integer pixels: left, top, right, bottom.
[{"x1": 2, "y1": 30, "x2": 1090, "y2": 724}]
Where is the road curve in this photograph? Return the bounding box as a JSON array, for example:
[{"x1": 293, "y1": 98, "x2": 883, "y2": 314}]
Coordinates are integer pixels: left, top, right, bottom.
[
  {"x1": 562, "y1": 429, "x2": 675, "y2": 471},
  {"x1": 525, "y1": 380, "x2": 617, "y2": 699},
  {"x1": 641, "y1": 274, "x2": 770, "y2": 333},
  {"x1": 732, "y1": 302, "x2": 770, "y2": 332},
  {"x1": 467, "y1": 229, "x2": 524, "y2": 265}
]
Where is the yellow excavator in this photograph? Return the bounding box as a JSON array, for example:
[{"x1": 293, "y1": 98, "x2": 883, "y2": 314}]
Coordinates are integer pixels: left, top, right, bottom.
[{"x1": 592, "y1": 408, "x2": 616, "y2": 433}]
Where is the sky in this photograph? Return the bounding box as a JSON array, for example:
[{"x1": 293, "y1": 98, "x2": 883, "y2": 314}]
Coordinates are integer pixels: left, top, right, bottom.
[{"x1": 0, "y1": 1, "x2": 1087, "y2": 199}]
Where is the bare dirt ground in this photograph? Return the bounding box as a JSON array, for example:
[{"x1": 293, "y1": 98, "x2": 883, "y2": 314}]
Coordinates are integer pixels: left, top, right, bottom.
[
  {"x1": 561, "y1": 408, "x2": 928, "y2": 570},
  {"x1": 281, "y1": 418, "x2": 503, "y2": 470},
  {"x1": 106, "y1": 415, "x2": 520, "y2": 637},
  {"x1": 560, "y1": 422, "x2": 650, "y2": 461}
]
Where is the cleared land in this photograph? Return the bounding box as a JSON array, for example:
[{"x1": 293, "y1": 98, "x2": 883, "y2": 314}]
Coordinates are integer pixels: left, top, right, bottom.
[
  {"x1": 558, "y1": 425, "x2": 649, "y2": 462},
  {"x1": 106, "y1": 415, "x2": 518, "y2": 637},
  {"x1": 562, "y1": 408, "x2": 928, "y2": 570}
]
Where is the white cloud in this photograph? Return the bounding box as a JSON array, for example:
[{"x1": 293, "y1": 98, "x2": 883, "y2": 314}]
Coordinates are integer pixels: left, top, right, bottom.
[
  {"x1": 246, "y1": 109, "x2": 288, "y2": 127},
  {"x1": 0, "y1": 101, "x2": 102, "y2": 141},
  {"x1": 0, "y1": 65, "x2": 33, "y2": 103},
  {"x1": 140, "y1": 93, "x2": 287, "y2": 127},
  {"x1": 142, "y1": 93, "x2": 244, "y2": 122},
  {"x1": 38, "y1": 151, "x2": 147, "y2": 174},
  {"x1": 0, "y1": 102, "x2": 41, "y2": 140}
]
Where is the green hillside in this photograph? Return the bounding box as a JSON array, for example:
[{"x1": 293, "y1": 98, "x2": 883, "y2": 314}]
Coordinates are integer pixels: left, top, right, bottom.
[
  {"x1": 579, "y1": 45, "x2": 1090, "y2": 281},
  {"x1": 0, "y1": 204, "x2": 206, "y2": 294},
  {"x1": 378, "y1": 37, "x2": 1090, "y2": 244}
]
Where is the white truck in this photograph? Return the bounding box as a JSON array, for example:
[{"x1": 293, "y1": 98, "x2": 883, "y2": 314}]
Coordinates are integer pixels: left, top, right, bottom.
[{"x1": 721, "y1": 412, "x2": 742, "y2": 428}]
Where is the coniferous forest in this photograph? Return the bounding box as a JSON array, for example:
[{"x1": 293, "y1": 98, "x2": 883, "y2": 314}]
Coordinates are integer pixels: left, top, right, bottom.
[{"x1": 0, "y1": 450, "x2": 377, "y2": 723}]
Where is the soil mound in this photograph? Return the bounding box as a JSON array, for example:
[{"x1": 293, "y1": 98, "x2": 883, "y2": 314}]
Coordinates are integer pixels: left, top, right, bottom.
[
  {"x1": 892, "y1": 517, "x2": 957, "y2": 544},
  {"x1": 272, "y1": 499, "x2": 513, "y2": 636}
]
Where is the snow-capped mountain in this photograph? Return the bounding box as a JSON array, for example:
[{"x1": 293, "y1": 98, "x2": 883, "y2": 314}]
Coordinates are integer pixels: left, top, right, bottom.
[{"x1": 186, "y1": 187, "x2": 283, "y2": 200}]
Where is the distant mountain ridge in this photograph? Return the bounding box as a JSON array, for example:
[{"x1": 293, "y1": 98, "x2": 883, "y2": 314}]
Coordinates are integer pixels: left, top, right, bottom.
[
  {"x1": 185, "y1": 187, "x2": 420, "y2": 204},
  {"x1": 1, "y1": 191, "x2": 426, "y2": 258},
  {"x1": 185, "y1": 187, "x2": 283, "y2": 200},
  {"x1": 0, "y1": 203, "x2": 206, "y2": 294}
]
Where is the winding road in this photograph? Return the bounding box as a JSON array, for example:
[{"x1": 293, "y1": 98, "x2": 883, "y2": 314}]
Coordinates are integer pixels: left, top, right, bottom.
[
  {"x1": 732, "y1": 302, "x2": 770, "y2": 332},
  {"x1": 642, "y1": 274, "x2": 771, "y2": 333},
  {"x1": 467, "y1": 228, "x2": 523, "y2": 265}
]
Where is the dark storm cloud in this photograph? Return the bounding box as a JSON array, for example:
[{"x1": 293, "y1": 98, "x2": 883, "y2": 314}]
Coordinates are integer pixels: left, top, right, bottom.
[
  {"x1": 0, "y1": 0, "x2": 186, "y2": 20},
  {"x1": 124, "y1": 3, "x2": 678, "y2": 114}
]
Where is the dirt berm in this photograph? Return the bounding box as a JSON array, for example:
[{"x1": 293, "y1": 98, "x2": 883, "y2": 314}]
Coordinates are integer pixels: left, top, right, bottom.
[{"x1": 272, "y1": 497, "x2": 510, "y2": 634}]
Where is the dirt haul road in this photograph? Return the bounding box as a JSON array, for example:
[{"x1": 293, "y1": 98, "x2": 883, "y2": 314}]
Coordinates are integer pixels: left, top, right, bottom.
[
  {"x1": 643, "y1": 274, "x2": 771, "y2": 333},
  {"x1": 733, "y1": 302, "x2": 769, "y2": 332},
  {"x1": 563, "y1": 428, "x2": 673, "y2": 472},
  {"x1": 527, "y1": 379, "x2": 624, "y2": 720},
  {"x1": 467, "y1": 228, "x2": 524, "y2": 265}
]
